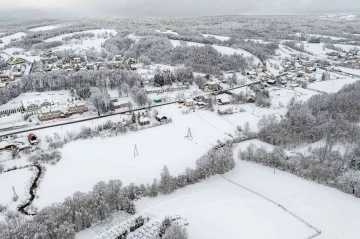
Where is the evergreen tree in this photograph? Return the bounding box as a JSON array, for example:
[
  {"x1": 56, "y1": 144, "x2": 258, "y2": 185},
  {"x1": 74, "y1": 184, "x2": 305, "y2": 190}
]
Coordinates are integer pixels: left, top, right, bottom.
[{"x1": 159, "y1": 166, "x2": 175, "y2": 194}]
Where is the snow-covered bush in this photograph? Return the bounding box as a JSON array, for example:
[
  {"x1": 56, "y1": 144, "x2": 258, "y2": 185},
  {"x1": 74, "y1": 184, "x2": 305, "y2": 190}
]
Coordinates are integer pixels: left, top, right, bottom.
[
  {"x1": 29, "y1": 150, "x2": 62, "y2": 164},
  {"x1": 162, "y1": 224, "x2": 189, "y2": 239}
]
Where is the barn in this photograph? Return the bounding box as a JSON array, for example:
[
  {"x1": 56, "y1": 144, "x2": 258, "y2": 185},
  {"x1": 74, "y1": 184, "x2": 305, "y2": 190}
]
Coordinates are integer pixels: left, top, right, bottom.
[{"x1": 28, "y1": 133, "x2": 38, "y2": 145}]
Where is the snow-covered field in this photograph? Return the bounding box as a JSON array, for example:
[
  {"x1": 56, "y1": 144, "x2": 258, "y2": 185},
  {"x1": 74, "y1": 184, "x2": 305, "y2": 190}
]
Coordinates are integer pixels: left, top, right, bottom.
[
  {"x1": 0, "y1": 32, "x2": 27, "y2": 48},
  {"x1": 44, "y1": 29, "x2": 117, "y2": 52},
  {"x1": 29, "y1": 25, "x2": 62, "y2": 32},
  {"x1": 0, "y1": 168, "x2": 33, "y2": 211},
  {"x1": 133, "y1": 139, "x2": 360, "y2": 239},
  {"x1": 308, "y1": 77, "x2": 359, "y2": 93},
  {"x1": 33, "y1": 105, "x2": 237, "y2": 208},
  {"x1": 202, "y1": 34, "x2": 230, "y2": 41},
  {"x1": 155, "y1": 29, "x2": 179, "y2": 35}
]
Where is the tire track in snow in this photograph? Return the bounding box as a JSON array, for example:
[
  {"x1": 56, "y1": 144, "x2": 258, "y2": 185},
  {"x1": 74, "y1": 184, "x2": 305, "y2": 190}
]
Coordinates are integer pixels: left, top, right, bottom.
[
  {"x1": 220, "y1": 175, "x2": 322, "y2": 239},
  {"x1": 196, "y1": 113, "x2": 221, "y2": 132}
]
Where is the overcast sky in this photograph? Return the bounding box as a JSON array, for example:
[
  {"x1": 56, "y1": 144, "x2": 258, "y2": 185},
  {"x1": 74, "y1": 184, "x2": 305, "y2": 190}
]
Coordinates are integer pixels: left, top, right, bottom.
[{"x1": 1, "y1": 0, "x2": 359, "y2": 21}]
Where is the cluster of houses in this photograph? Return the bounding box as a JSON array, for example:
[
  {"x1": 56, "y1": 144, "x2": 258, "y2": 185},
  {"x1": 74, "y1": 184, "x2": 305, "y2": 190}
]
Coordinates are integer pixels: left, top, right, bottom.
[
  {"x1": 34, "y1": 52, "x2": 138, "y2": 73},
  {"x1": 0, "y1": 65, "x2": 24, "y2": 88},
  {"x1": 326, "y1": 49, "x2": 360, "y2": 68},
  {"x1": 246, "y1": 65, "x2": 269, "y2": 80},
  {"x1": 136, "y1": 112, "x2": 168, "y2": 126},
  {"x1": 21, "y1": 98, "x2": 88, "y2": 121}
]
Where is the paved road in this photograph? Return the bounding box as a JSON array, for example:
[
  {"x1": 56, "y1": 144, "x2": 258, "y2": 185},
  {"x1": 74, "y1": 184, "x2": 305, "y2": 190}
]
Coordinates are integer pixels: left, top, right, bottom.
[{"x1": 0, "y1": 81, "x2": 262, "y2": 137}]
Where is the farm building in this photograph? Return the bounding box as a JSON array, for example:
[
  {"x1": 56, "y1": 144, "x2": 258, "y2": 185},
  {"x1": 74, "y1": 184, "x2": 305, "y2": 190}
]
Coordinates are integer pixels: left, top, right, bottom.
[
  {"x1": 184, "y1": 98, "x2": 195, "y2": 107},
  {"x1": 28, "y1": 133, "x2": 38, "y2": 145},
  {"x1": 22, "y1": 98, "x2": 53, "y2": 112},
  {"x1": 113, "y1": 100, "x2": 130, "y2": 109},
  {"x1": 216, "y1": 94, "x2": 231, "y2": 105},
  {"x1": 114, "y1": 55, "x2": 122, "y2": 61},
  {"x1": 138, "y1": 117, "x2": 150, "y2": 126}
]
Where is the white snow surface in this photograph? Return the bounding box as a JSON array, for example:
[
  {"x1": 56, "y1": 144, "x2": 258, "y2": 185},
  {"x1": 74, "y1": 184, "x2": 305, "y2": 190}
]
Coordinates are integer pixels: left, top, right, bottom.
[
  {"x1": 155, "y1": 29, "x2": 179, "y2": 35},
  {"x1": 0, "y1": 32, "x2": 27, "y2": 48},
  {"x1": 29, "y1": 25, "x2": 62, "y2": 32},
  {"x1": 308, "y1": 77, "x2": 359, "y2": 93},
  {"x1": 134, "y1": 139, "x2": 360, "y2": 239},
  {"x1": 0, "y1": 168, "x2": 33, "y2": 210},
  {"x1": 202, "y1": 34, "x2": 230, "y2": 41},
  {"x1": 34, "y1": 106, "x2": 237, "y2": 208}
]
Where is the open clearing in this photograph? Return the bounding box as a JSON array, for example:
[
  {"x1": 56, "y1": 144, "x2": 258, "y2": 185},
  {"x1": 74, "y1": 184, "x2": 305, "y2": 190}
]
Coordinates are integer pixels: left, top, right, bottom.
[
  {"x1": 308, "y1": 77, "x2": 358, "y2": 93},
  {"x1": 134, "y1": 139, "x2": 360, "y2": 239},
  {"x1": 29, "y1": 25, "x2": 62, "y2": 32},
  {"x1": 0, "y1": 168, "x2": 33, "y2": 211},
  {"x1": 0, "y1": 32, "x2": 27, "y2": 48},
  {"x1": 34, "y1": 106, "x2": 237, "y2": 208}
]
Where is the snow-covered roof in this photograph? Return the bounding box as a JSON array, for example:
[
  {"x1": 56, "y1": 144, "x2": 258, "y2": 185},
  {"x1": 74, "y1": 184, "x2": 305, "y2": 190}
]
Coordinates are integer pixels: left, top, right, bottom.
[
  {"x1": 0, "y1": 140, "x2": 15, "y2": 149},
  {"x1": 139, "y1": 117, "x2": 150, "y2": 123},
  {"x1": 0, "y1": 83, "x2": 6, "y2": 88},
  {"x1": 21, "y1": 98, "x2": 52, "y2": 109},
  {"x1": 156, "y1": 113, "x2": 166, "y2": 119}
]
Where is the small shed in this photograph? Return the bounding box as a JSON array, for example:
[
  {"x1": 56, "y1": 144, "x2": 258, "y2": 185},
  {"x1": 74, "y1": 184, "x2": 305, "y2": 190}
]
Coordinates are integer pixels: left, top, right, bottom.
[
  {"x1": 138, "y1": 117, "x2": 150, "y2": 126},
  {"x1": 28, "y1": 133, "x2": 38, "y2": 145},
  {"x1": 155, "y1": 114, "x2": 167, "y2": 122},
  {"x1": 184, "y1": 98, "x2": 195, "y2": 107}
]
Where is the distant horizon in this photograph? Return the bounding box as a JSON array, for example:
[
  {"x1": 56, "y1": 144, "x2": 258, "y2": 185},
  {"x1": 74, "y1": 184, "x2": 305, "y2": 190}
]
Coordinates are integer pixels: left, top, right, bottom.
[
  {"x1": 1, "y1": 0, "x2": 359, "y2": 21},
  {"x1": 0, "y1": 12, "x2": 359, "y2": 23}
]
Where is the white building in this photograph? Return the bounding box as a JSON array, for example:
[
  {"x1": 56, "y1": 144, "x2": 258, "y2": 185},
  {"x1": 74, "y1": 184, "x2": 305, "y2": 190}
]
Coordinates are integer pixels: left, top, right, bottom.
[{"x1": 22, "y1": 98, "x2": 53, "y2": 112}]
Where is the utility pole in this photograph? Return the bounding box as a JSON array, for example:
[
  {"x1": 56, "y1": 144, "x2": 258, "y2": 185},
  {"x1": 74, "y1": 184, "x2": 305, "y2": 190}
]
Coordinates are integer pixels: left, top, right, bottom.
[
  {"x1": 134, "y1": 144, "x2": 139, "y2": 157},
  {"x1": 186, "y1": 128, "x2": 193, "y2": 140},
  {"x1": 12, "y1": 186, "x2": 18, "y2": 201}
]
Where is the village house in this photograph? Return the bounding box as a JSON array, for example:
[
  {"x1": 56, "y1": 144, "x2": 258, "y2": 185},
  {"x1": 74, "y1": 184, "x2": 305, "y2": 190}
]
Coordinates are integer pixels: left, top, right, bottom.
[
  {"x1": 1, "y1": 75, "x2": 15, "y2": 83},
  {"x1": 267, "y1": 79, "x2": 276, "y2": 85},
  {"x1": 113, "y1": 100, "x2": 130, "y2": 110},
  {"x1": 216, "y1": 94, "x2": 231, "y2": 105},
  {"x1": 296, "y1": 71, "x2": 305, "y2": 78},
  {"x1": 184, "y1": 98, "x2": 195, "y2": 107},
  {"x1": 22, "y1": 98, "x2": 53, "y2": 112},
  {"x1": 38, "y1": 107, "x2": 63, "y2": 121},
  {"x1": 203, "y1": 81, "x2": 220, "y2": 91},
  {"x1": 28, "y1": 133, "x2": 38, "y2": 145},
  {"x1": 0, "y1": 140, "x2": 17, "y2": 152},
  {"x1": 138, "y1": 116, "x2": 150, "y2": 126},
  {"x1": 114, "y1": 55, "x2": 122, "y2": 61},
  {"x1": 74, "y1": 58, "x2": 81, "y2": 63},
  {"x1": 247, "y1": 71, "x2": 257, "y2": 79},
  {"x1": 68, "y1": 101, "x2": 88, "y2": 114},
  {"x1": 145, "y1": 88, "x2": 165, "y2": 94}
]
